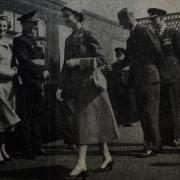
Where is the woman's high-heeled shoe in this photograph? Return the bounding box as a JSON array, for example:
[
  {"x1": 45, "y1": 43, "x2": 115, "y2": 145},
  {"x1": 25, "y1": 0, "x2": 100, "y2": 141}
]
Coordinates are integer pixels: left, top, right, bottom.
[
  {"x1": 65, "y1": 170, "x2": 91, "y2": 180},
  {"x1": 96, "y1": 160, "x2": 114, "y2": 173}
]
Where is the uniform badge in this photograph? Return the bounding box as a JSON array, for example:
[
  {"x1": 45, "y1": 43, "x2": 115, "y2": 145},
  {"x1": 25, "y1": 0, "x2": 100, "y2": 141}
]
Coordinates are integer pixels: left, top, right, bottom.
[{"x1": 163, "y1": 38, "x2": 172, "y2": 46}]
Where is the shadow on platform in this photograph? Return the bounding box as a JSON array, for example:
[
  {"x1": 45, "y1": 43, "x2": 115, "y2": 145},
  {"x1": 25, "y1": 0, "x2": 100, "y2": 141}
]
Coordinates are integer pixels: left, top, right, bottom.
[
  {"x1": 161, "y1": 148, "x2": 180, "y2": 154},
  {"x1": 151, "y1": 162, "x2": 180, "y2": 167},
  {"x1": 0, "y1": 165, "x2": 70, "y2": 180}
]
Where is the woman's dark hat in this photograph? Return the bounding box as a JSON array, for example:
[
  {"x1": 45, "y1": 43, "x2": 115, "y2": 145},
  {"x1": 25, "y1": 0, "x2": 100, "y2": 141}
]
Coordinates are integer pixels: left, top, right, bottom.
[
  {"x1": 147, "y1": 8, "x2": 167, "y2": 18},
  {"x1": 61, "y1": 3, "x2": 84, "y2": 22},
  {"x1": 17, "y1": 11, "x2": 39, "y2": 23}
]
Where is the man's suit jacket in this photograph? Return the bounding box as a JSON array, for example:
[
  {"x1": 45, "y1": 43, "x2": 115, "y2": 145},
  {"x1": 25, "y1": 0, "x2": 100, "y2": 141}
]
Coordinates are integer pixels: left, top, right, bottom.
[{"x1": 113, "y1": 24, "x2": 162, "y2": 88}]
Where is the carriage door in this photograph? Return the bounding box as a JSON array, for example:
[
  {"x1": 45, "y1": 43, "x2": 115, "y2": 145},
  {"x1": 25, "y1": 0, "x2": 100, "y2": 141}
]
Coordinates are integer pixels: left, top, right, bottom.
[{"x1": 58, "y1": 25, "x2": 72, "y2": 70}]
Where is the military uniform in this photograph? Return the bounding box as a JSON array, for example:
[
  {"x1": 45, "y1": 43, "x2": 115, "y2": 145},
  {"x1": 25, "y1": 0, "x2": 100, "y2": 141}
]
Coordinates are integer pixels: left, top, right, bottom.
[
  {"x1": 13, "y1": 32, "x2": 47, "y2": 155},
  {"x1": 113, "y1": 24, "x2": 162, "y2": 151},
  {"x1": 156, "y1": 27, "x2": 180, "y2": 144},
  {"x1": 13, "y1": 11, "x2": 48, "y2": 156},
  {"x1": 148, "y1": 8, "x2": 180, "y2": 145}
]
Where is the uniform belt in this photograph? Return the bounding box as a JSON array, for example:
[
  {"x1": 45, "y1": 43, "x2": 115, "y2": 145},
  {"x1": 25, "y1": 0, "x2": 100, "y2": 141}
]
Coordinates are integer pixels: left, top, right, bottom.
[{"x1": 31, "y1": 59, "x2": 45, "y2": 66}]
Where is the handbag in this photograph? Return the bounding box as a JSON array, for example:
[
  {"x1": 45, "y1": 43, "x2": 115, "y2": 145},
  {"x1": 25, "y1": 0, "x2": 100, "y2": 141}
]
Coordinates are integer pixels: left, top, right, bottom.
[{"x1": 93, "y1": 60, "x2": 107, "y2": 91}]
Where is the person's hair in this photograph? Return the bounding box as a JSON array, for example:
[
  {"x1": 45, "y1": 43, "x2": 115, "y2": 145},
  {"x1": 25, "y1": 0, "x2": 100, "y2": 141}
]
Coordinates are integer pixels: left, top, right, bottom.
[
  {"x1": 61, "y1": 7, "x2": 84, "y2": 22},
  {"x1": 0, "y1": 16, "x2": 11, "y2": 30},
  {"x1": 118, "y1": 8, "x2": 134, "y2": 20}
]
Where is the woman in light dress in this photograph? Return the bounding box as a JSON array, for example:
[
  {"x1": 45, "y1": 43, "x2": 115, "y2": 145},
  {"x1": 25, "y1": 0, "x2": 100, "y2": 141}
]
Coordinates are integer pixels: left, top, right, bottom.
[{"x1": 0, "y1": 15, "x2": 21, "y2": 164}]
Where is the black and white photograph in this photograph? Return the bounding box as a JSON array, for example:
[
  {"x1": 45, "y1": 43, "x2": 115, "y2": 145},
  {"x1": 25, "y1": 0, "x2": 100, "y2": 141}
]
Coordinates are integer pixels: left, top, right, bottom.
[{"x1": 0, "y1": 0, "x2": 180, "y2": 179}]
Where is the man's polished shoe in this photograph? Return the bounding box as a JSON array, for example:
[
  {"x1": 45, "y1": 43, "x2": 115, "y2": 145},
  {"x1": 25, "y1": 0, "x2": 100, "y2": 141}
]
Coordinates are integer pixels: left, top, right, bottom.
[
  {"x1": 172, "y1": 139, "x2": 180, "y2": 147},
  {"x1": 136, "y1": 150, "x2": 157, "y2": 158},
  {"x1": 34, "y1": 148, "x2": 48, "y2": 156}
]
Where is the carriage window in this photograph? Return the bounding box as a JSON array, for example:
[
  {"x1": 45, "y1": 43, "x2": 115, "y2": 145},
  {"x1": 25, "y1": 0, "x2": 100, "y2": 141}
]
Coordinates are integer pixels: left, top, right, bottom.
[{"x1": 3, "y1": 10, "x2": 47, "y2": 38}]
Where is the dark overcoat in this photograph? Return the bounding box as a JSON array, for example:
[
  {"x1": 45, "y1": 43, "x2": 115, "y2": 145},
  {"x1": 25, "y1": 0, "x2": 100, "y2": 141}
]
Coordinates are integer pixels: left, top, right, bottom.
[{"x1": 59, "y1": 28, "x2": 119, "y2": 145}]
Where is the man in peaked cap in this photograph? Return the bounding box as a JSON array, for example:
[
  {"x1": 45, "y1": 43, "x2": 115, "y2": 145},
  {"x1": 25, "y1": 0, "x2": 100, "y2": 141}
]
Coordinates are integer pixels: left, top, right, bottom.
[
  {"x1": 148, "y1": 8, "x2": 166, "y2": 18},
  {"x1": 17, "y1": 10, "x2": 39, "y2": 23},
  {"x1": 114, "y1": 8, "x2": 162, "y2": 157},
  {"x1": 148, "y1": 8, "x2": 180, "y2": 147},
  {"x1": 13, "y1": 11, "x2": 49, "y2": 159}
]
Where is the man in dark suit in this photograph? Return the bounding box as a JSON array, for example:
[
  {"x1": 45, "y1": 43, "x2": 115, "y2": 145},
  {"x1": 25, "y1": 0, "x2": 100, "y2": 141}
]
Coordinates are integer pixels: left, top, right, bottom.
[
  {"x1": 13, "y1": 11, "x2": 49, "y2": 159},
  {"x1": 115, "y1": 8, "x2": 162, "y2": 157},
  {"x1": 148, "y1": 8, "x2": 180, "y2": 147}
]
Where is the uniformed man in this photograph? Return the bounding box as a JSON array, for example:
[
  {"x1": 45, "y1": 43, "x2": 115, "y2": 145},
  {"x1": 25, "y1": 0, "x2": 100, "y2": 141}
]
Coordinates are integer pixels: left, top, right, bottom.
[
  {"x1": 115, "y1": 8, "x2": 162, "y2": 157},
  {"x1": 148, "y1": 8, "x2": 180, "y2": 146},
  {"x1": 13, "y1": 11, "x2": 49, "y2": 159},
  {"x1": 108, "y1": 47, "x2": 132, "y2": 126}
]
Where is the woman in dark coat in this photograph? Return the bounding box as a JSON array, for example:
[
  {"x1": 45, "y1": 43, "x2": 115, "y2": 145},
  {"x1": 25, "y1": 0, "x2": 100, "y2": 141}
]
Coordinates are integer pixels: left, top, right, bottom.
[
  {"x1": 56, "y1": 3, "x2": 119, "y2": 179},
  {"x1": 0, "y1": 15, "x2": 21, "y2": 164}
]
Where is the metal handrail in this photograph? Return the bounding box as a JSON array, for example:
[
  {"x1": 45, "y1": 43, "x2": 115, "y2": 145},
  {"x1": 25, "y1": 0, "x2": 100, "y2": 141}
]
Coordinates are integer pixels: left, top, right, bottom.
[{"x1": 137, "y1": 12, "x2": 180, "y2": 31}]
